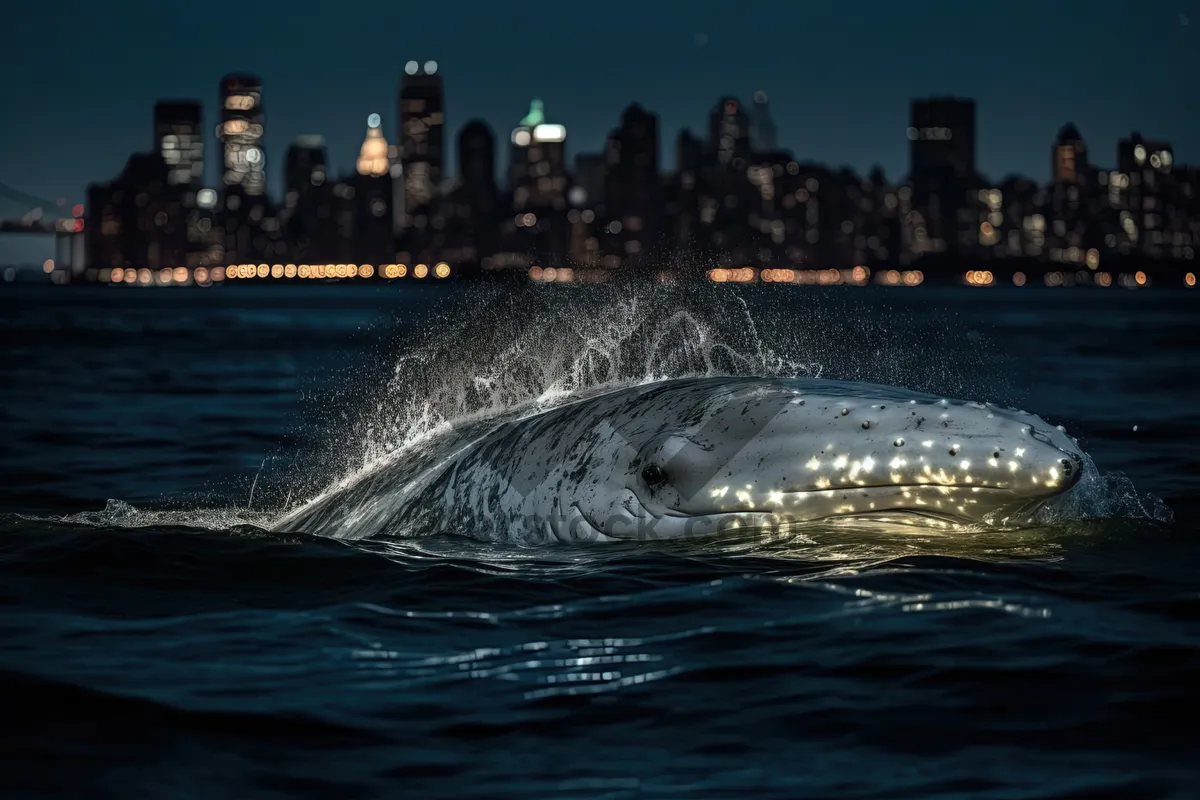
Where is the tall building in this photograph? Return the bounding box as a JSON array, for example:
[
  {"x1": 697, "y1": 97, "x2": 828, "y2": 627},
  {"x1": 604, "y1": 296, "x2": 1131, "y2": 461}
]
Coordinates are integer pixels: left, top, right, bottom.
[
  {"x1": 509, "y1": 98, "x2": 568, "y2": 210},
  {"x1": 1117, "y1": 132, "x2": 1173, "y2": 175},
  {"x1": 1115, "y1": 132, "x2": 1175, "y2": 258},
  {"x1": 1048, "y1": 123, "x2": 1091, "y2": 258},
  {"x1": 709, "y1": 97, "x2": 751, "y2": 165},
  {"x1": 446, "y1": 119, "x2": 499, "y2": 268},
  {"x1": 604, "y1": 103, "x2": 662, "y2": 264},
  {"x1": 750, "y1": 91, "x2": 777, "y2": 152},
  {"x1": 906, "y1": 97, "x2": 978, "y2": 260},
  {"x1": 458, "y1": 119, "x2": 495, "y2": 189},
  {"x1": 907, "y1": 97, "x2": 976, "y2": 182},
  {"x1": 356, "y1": 113, "x2": 391, "y2": 178},
  {"x1": 1052, "y1": 123, "x2": 1087, "y2": 184},
  {"x1": 153, "y1": 101, "x2": 203, "y2": 187},
  {"x1": 573, "y1": 153, "x2": 606, "y2": 210},
  {"x1": 352, "y1": 113, "x2": 395, "y2": 264},
  {"x1": 283, "y1": 135, "x2": 334, "y2": 263},
  {"x1": 218, "y1": 74, "x2": 265, "y2": 195},
  {"x1": 284, "y1": 135, "x2": 328, "y2": 197},
  {"x1": 397, "y1": 60, "x2": 445, "y2": 225}
]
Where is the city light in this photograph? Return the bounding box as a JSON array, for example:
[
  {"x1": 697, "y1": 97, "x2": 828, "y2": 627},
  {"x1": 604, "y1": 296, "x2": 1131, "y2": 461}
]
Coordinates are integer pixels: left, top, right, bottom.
[{"x1": 22, "y1": 80, "x2": 1195, "y2": 291}]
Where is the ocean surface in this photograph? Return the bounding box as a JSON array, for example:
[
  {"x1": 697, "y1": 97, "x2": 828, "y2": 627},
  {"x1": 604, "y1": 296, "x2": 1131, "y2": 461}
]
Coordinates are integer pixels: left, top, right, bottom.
[{"x1": 1, "y1": 281, "x2": 1198, "y2": 799}]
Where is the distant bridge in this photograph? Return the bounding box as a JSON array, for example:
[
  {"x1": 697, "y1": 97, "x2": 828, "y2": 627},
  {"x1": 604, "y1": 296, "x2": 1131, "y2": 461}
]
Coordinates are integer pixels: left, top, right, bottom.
[{"x1": 0, "y1": 180, "x2": 85, "y2": 274}]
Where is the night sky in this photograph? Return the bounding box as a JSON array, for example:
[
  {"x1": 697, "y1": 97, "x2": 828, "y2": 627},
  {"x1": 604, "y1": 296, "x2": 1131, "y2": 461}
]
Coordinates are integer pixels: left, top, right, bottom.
[{"x1": 1, "y1": 0, "x2": 1195, "y2": 262}]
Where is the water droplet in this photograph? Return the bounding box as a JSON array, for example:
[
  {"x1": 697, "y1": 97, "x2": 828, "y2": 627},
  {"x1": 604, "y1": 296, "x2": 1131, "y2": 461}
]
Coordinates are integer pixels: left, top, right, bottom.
[
  {"x1": 893, "y1": 438, "x2": 905, "y2": 447},
  {"x1": 841, "y1": 408, "x2": 849, "y2": 416},
  {"x1": 861, "y1": 421, "x2": 871, "y2": 429}
]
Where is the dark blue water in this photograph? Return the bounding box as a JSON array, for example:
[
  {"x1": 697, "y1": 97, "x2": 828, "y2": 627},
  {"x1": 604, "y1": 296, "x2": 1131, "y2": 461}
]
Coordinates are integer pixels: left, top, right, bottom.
[{"x1": 2, "y1": 283, "x2": 1198, "y2": 798}]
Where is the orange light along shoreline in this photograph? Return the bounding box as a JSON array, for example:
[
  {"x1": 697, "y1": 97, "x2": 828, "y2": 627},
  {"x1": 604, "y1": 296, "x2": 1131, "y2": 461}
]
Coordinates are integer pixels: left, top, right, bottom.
[
  {"x1": 33, "y1": 261, "x2": 1197, "y2": 290},
  {"x1": 90, "y1": 262, "x2": 453, "y2": 286}
]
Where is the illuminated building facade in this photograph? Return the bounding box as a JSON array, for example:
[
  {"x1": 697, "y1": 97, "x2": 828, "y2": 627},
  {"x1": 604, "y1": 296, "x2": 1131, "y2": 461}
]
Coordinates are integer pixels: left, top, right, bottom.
[
  {"x1": 153, "y1": 101, "x2": 203, "y2": 187},
  {"x1": 1046, "y1": 123, "x2": 1093, "y2": 259},
  {"x1": 495, "y1": 99, "x2": 571, "y2": 270},
  {"x1": 1112, "y1": 132, "x2": 1179, "y2": 259},
  {"x1": 81, "y1": 89, "x2": 1198, "y2": 285},
  {"x1": 356, "y1": 113, "x2": 391, "y2": 178},
  {"x1": 1052, "y1": 123, "x2": 1088, "y2": 184},
  {"x1": 509, "y1": 99, "x2": 568, "y2": 210},
  {"x1": 352, "y1": 113, "x2": 395, "y2": 262},
  {"x1": 218, "y1": 74, "x2": 266, "y2": 196},
  {"x1": 398, "y1": 60, "x2": 445, "y2": 227}
]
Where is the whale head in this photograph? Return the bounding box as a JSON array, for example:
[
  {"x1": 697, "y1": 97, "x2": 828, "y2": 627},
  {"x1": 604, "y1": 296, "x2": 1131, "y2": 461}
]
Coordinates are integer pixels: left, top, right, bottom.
[{"x1": 565, "y1": 377, "x2": 1085, "y2": 541}]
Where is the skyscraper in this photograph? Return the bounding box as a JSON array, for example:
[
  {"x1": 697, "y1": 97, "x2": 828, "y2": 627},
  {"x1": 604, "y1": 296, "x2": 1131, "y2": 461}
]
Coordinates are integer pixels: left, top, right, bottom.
[
  {"x1": 1052, "y1": 123, "x2": 1087, "y2": 184},
  {"x1": 509, "y1": 98, "x2": 568, "y2": 210},
  {"x1": 356, "y1": 113, "x2": 391, "y2": 178},
  {"x1": 708, "y1": 97, "x2": 751, "y2": 165},
  {"x1": 907, "y1": 97, "x2": 976, "y2": 182},
  {"x1": 284, "y1": 135, "x2": 327, "y2": 197},
  {"x1": 447, "y1": 119, "x2": 499, "y2": 268},
  {"x1": 906, "y1": 97, "x2": 977, "y2": 259},
  {"x1": 153, "y1": 100, "x2": 203, "y2": 187},
  {"x1": 604, "y1": 103, "x2": 662, "y2": 263},
  {"x1": 218, "y1": 74, "x2": 265, "y2": 195},
  {"x1": 397, "y1": 60, "x2": 445, "y2": 225},
  {"x1": 750, "y1": 91, "x2": 777, "y2": 152}
]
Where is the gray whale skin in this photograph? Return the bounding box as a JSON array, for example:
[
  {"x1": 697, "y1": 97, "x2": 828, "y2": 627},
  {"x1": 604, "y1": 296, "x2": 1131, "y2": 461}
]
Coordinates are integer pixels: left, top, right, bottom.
[{"x1": 272, "y1": 376, "x2": 1085, "y2": 542}]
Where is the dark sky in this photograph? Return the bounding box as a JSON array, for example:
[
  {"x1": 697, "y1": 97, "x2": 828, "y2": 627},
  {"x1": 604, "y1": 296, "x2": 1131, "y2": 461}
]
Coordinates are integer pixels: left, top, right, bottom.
[{"x1": 1, "y1": 0, "x2": 1195, "y2": 260}]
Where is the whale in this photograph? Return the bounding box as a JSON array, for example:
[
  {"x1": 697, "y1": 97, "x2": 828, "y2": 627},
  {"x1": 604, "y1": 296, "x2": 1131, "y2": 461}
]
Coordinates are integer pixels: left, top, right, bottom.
[{"x1": 271, "y1": 376, "x2": 1086, "y2": 543}]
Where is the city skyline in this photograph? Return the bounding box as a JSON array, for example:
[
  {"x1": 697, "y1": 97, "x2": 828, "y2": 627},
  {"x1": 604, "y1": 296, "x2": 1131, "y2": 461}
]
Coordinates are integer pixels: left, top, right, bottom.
[
  {"x1": 3, "y1": 3, "x2": 1194, "y2": 201},
  {"x1": 5, "y1": 76, "x2": 1194, "y2": 211},
  {"x1": 58, "y1": 79, "x2": 1194, "y2": 289}
]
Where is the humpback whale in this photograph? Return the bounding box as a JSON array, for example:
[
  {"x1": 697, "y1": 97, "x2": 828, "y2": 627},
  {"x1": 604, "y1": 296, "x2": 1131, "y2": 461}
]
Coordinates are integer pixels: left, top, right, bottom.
[{"x1": 272, "y1": 377, "x2": 1085, "y2": 543}]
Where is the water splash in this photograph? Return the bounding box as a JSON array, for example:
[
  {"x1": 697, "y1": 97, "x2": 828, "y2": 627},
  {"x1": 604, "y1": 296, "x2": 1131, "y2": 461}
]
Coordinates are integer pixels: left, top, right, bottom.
[
  {"x1": 44, "y1": 499, "x2": 276, "y2": 532},
  {"x1": 26, "y1": 282, "x2": 1172, "y2": 541},
  {"x1": 1032, "y1": 453, "x2": 1174, "y2": 525},
  {"x1": 303, "y1": 284, "x2": 822, "y2": 499}
]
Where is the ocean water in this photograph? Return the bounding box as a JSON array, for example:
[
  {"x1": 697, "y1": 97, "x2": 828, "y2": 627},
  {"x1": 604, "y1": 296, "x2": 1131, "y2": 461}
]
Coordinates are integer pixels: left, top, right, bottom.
[{"x1": 1, "y1": 281, "x2": 1198, "y2": 799}]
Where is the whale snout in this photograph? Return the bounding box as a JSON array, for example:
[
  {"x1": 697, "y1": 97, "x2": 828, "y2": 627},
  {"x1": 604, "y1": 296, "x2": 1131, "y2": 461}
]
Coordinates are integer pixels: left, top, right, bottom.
[{"x1": 1058, "y1": 452, "x2": 1083, "y2": 485}]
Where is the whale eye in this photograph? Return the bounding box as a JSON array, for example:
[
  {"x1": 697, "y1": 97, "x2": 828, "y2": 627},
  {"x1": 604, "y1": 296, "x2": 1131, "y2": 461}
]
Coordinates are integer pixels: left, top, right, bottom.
[{"x1": 641, "y1": 464, "x2": 668, "y2": 488}]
